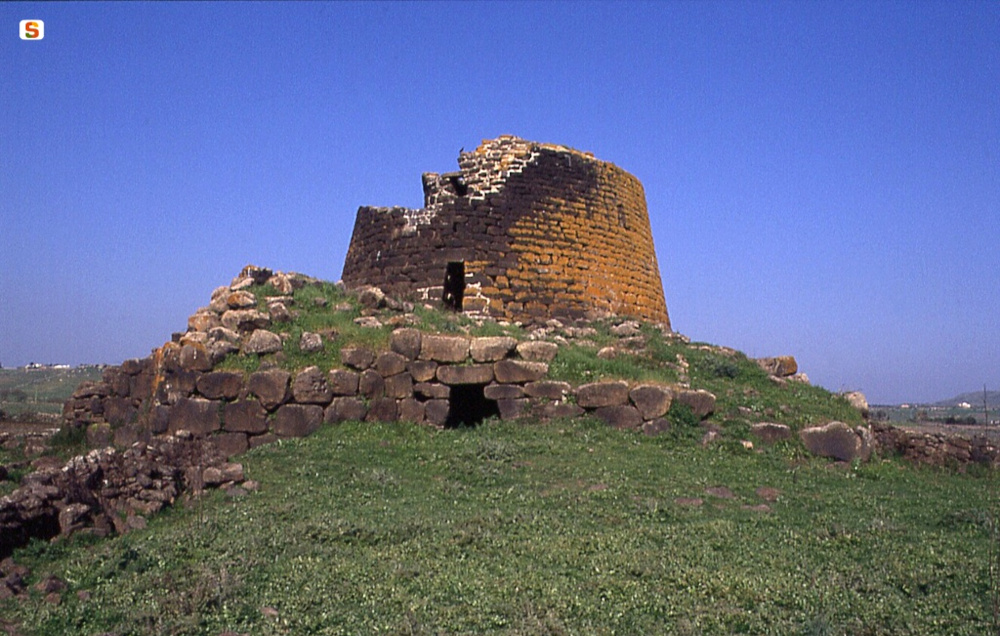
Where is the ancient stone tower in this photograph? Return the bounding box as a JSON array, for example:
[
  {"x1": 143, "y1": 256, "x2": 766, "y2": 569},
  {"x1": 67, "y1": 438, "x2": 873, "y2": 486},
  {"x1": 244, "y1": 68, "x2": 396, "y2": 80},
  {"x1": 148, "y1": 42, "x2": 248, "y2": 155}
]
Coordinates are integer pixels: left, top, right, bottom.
[{"x1": 342, "y1": 135, "x2": 670, "y2": 327}]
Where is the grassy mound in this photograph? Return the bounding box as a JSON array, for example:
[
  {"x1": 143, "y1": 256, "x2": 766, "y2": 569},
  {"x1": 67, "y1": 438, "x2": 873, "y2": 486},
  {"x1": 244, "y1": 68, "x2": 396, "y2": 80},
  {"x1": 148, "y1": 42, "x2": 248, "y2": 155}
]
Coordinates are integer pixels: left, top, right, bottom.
[
  {"x1": 3, "y1": 418, "x2": 992, "y2": 634},
  {"x1": 3, "y1": 280, "x2": 989, "y2": 634}
]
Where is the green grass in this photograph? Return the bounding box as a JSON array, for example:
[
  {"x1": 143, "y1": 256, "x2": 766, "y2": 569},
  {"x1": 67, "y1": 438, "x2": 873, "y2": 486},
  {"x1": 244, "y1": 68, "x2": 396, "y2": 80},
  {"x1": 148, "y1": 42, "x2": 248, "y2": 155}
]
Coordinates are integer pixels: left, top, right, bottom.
[
  {"x1": 3, "y1": 417, "x2": 992, "y2": 635},
  {"x1": 0, "y1": 367, "x2": 104, "y2": 416}
]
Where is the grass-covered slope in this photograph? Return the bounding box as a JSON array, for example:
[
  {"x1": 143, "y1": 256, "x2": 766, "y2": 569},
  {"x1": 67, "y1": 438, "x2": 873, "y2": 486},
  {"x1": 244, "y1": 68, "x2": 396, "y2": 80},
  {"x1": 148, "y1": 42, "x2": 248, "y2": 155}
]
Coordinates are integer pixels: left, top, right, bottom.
[
  {"x1": 3, "y1": 419, "x2": 991, "y2": 635},
  {"x1": 214, "y1": 278, "x2": 863, "y2": 437},
  {"x1": 3, "y1": 277, "x2": 989, "y2": 634}
]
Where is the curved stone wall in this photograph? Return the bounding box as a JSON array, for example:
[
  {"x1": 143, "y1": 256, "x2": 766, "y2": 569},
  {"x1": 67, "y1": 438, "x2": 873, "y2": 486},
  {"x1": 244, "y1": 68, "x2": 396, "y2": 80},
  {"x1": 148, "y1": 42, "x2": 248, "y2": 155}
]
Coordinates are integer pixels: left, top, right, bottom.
[{"x1": 341, "y1": 136, "x2": 670, "y2": 326}]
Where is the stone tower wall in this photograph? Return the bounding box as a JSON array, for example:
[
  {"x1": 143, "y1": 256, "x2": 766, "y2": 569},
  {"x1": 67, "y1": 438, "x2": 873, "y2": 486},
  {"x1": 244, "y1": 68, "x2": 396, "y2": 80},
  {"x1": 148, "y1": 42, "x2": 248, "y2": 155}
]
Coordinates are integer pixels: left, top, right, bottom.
[{"x1": 341, "y1": 136, "x2": 670, "y2": 327}]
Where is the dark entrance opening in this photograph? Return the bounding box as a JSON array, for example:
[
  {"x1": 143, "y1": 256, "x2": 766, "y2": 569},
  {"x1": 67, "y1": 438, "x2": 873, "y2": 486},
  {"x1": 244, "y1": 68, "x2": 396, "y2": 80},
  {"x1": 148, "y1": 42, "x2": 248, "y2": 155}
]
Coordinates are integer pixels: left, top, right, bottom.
[
  {"x1": 442, "y1": 261, "x2": 465, "y2": 311},
  {"x1": 445, "y1": 384, "x2": 500, "y2": 428}
]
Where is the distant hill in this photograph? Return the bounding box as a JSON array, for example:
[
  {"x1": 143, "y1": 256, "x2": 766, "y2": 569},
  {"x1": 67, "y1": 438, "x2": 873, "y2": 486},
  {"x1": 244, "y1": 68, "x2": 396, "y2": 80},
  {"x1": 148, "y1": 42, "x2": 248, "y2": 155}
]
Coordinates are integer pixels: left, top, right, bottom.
[
  {"x1": 0, "y1": 366, "x2": 105, "y2": 416},
  {"x1": 934, "y1": 390, "x2": 1000, "y2": 408}
]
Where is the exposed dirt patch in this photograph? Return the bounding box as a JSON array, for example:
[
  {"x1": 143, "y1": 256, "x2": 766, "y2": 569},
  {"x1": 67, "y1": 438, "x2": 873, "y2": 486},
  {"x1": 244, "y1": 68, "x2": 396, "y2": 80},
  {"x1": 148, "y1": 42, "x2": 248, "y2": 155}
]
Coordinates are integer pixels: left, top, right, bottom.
[
  {"x1": 704, "y1": 486, "x2": 735, "y2": 499},
  {"x1": 755, "y1": 487, "x2": 781, "y2": 502}
]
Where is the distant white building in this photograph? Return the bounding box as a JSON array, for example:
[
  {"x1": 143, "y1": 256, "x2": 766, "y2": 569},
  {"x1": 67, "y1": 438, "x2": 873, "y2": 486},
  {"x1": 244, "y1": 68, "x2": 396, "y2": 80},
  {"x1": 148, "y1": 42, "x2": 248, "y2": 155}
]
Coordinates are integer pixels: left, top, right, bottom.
[{"x1": 958, "y1": 402, "x2": 972, "y2": 409}]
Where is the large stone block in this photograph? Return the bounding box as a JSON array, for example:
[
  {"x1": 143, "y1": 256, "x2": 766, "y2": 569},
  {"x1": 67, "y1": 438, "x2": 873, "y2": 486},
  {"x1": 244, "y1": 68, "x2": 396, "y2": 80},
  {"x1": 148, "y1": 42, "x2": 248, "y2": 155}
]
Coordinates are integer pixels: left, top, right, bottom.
[
  {"x1": 437, "y1": 364, "x2": 494, "y2": 385},
  {"x1": 398, "y1": 398, "x2": 425, "y2": 423},
  {"x1": 407, "y1": 360, "x2": 438, "y2": 382},
  {"x1": 493, "y1": 360, "x2": 548, "y2": 384},
  {"x1": 168, "y1": 397, "x2": 222, "y2": 436},
  {"x1": 575, "y1": 381, "x2": 629, "y2": 408},
  {"x1": 104, "y1": 397, "x2": 137, "y2": 427},
  {"x1": 151, "y1": 405, "x2": 170, "y2": 434},
  {"x1": 212, "y1": 432, "x2": 249, "y2": 459},
  {"x1": 800, "y1": 421, "x2": 863, "y2": 462},
  {"x1": 629, "y1": 385, "x2": 673, "y2": 420},
  {"x1": 470, "y1": 336, "x2": 517, "y2": 362},
  {"x1": 497, "y1": 399, "x2": 529, "y2": 420},
  {"x1": 328, "y1": 369, "x2": 360, "y2": 396},
  {"x1": 292, "y1": 366, "x2": 332, "y2": 405},
  {"x1": 226, "y1": 290, "x2": 257, "y2": 309},
  {"x1": 196, "y1": 371, "x2": 244, "y2": 400},
  {"x1": 390, "y1": 328, "x2": 422, "y2": 360},
  {"x1": 483, "y1": 383, "x2": 525, "y2": 400},
  {"x1": 842, "y1": 391, "x2": 870, "y2": 418},
  {"x1": 414, "y1": 382, "x2": 450, "y2": 399},
  {"x1": 366, "y1": 398, "x2": 398, "y2": 422},
  {"x1": 673, "y1": 389, "x2": 716, "y2": 419},
  {"x1": 242, "y1": 329, "x2": 283, "y2": 355},
  {"x1": 223, "y1": 400, "x2": 269, "y2": 434},
  {"x1": 324, "y1": 397, "x2": 368, "y2": 424},
  {"x1": 424, "y1": 399, "x2": 450, "y2": 426},
  {"x1": 595, "y1": 405, "x2": 643, "y2": 430},
  {"x1": 188, "y1": 311, "x2": 221, "y2": 333},
  {"x1": 750, "y1": 422, "x2": 791, "y2": 444},
  {"x1": 179, "y1": 343, "x2": 214, "y2": 372},
  {"x1": 755, "y1": 356, "x2": 798, "y2": 377},
  {"x1": 358, "y1": 369, "x2": 385, "y2": 398},
  {"x1": 419, "y1": 335, "x2": 470, "y2": 363},
  {"x1": 523, "y1": 381, "x2": 571, "y2": 400},
  {"x1": 221, "y1": 309, "x2": 271, "y2": 332},
  {"x1": 384, "y1": 372, "x2": 414, "y2": 399},
  {"x1": 341, "y1": 346, "x2": 375, "y2": 370},
  {"x1": 248, "y1": 370, "x2": 290, "y2": 410},
  {"x1": 375, "y1": 352, "x2": 409, "y2": 378},
  {"x1": 515, "y1": 341, "x2": 559, "y2": 362},
  {"x1": 274, "y1": 404, "x2": 323, "y2": 438}
]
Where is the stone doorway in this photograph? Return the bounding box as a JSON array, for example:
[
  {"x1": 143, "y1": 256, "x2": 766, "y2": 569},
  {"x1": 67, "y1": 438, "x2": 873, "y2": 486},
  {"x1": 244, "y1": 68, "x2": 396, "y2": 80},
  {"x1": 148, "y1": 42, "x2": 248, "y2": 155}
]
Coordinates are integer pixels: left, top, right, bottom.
[
  {"x1": 445, "y1": 384, "x2": 500, "y2": 428},
  {"x1": 442, "y1": 261, "x2": 465, "y2": 311}
]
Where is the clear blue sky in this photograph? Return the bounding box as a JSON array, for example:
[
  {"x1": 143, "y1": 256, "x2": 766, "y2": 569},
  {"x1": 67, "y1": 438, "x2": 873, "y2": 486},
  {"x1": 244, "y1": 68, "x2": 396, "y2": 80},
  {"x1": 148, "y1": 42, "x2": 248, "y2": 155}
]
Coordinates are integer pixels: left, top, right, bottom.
[{"x1": 2, "y1": 1, "x2": 997, "y2": 405}]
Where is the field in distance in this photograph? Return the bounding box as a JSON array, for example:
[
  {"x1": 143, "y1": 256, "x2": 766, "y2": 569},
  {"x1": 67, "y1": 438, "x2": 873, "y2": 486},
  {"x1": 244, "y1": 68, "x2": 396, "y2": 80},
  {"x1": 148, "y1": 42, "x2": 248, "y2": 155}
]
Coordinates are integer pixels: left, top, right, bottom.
[{"x1": 0, "y1": 366, "x2": 105, "y2": 419}]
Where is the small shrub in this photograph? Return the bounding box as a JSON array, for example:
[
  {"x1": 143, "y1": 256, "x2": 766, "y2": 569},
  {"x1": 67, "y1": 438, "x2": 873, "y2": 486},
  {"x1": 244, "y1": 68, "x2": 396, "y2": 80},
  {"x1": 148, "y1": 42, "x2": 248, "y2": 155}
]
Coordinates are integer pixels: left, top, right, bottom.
[{"x1": 667, "y1": 402, "x2": 700, "y2": 429}]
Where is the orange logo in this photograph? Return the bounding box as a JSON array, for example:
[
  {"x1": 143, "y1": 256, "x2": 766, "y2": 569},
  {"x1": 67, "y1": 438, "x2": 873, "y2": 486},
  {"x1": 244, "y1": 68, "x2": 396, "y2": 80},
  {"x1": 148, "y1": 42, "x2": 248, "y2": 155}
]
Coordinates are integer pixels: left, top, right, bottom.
[{"x1": 20, "y1": 20, "x2": 44, "y2": 40}]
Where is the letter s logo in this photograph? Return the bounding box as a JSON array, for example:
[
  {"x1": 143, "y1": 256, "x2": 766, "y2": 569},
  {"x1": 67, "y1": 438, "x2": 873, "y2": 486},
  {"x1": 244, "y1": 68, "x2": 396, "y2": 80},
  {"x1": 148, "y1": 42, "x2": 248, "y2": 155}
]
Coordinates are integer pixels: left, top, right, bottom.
[{"x1": 20, "y1": 20, "x2": 44, "y2": 40}]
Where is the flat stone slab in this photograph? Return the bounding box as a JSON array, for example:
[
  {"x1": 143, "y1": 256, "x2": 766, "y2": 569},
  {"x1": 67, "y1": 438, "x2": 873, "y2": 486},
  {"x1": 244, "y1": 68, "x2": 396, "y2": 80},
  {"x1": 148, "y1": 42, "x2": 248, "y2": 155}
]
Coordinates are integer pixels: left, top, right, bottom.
[
  {"x1": 470, "y1": 336, "x2": 517, "y2": 362},
  {"x1": 419, "y1": 335, "x2": 470, "y2": 363},
  {"x1": 516, "y1": 341, "x2": 559, "y2": 362},
  {"x1": 493, "y1": 360, "x2": 549, "y2": 383},
  {"x1": 437, "y1": 364, "x2": 494, "y2": 385},
  {"x1": 523, "y1": 381, "x2": 571, "y2": 399},
  {"x1": 575, "y1": 381, "x2": 629, "y2": 409}
]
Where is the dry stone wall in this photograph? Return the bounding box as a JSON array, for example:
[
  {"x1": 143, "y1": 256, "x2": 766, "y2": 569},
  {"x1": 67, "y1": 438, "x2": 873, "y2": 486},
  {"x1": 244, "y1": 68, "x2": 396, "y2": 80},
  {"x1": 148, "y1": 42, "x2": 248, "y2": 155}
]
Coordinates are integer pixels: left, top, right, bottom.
[
  {"x1": 58, "y1": 268, "x2": 998, "y2": 475},
  {"x1": 341, "y1": 136, "x2": 670, "y2": 326},
  {"x1": 59, "y1": 267, "x2": 709, "y2": 464},
  {"x1": 871, "y1": 423, "x2": 999, "y2": 467}
]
